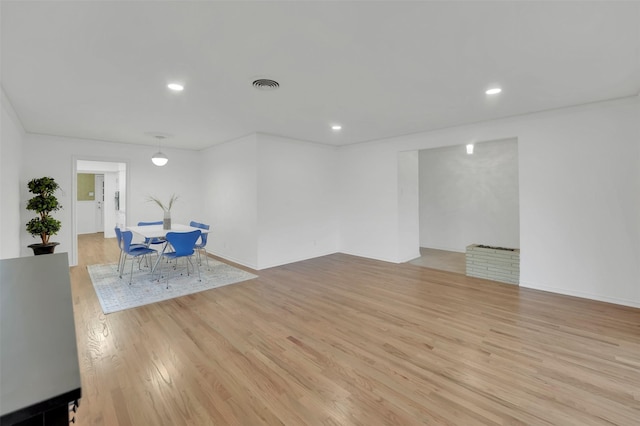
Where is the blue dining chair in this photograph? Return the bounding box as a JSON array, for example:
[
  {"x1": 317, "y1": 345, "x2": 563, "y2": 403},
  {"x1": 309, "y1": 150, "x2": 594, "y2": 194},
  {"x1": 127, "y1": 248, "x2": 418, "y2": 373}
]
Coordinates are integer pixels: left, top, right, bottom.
[
  {"x1": 157, "y1": 230, "x2": 202, "y2": 288},
  {"x1": 114, "y1": 227, "x2": 147, "y2": 273},
  {"x1": 119, "y1": 230, "x2": 157, "y2": 285},
  {"x1": 137, "y1": 221, "x2": 166, "y2": 248},
  {"x1": 189, "y1": 221, "x2": 210, "y2": 269}
]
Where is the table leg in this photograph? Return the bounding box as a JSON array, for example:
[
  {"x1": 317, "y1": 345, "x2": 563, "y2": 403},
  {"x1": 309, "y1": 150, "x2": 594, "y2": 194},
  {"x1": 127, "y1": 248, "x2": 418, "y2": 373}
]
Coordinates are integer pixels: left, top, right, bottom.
[{"x1": 151, "y1": 242, "x2": 168, "y2": 277}]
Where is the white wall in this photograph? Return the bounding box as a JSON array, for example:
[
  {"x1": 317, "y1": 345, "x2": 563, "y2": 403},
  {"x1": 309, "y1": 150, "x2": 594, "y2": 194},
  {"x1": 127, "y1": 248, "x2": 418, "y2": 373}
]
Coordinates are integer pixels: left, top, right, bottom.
[
  {"x1": 516, "y1": 100, "x2": 639, "y2": 306},
  {"x1": 256, "y1": 134, "x2": 338, "y2": 269},
  {"x1": 201, "y1": 134, "x2": 259, "y2": 268},
  {"x1": 201, "y1": 133, "x2": 339, "y2": 270},
  {"x1": 20, "y1": 133, "x2": 203, "y2": 265},
  {"x1": 339, "y1": 97, "x2": 640, "y2": 308},
  {"x1": 419, "y1": 138, "x2": 520, "y2": 252},
  {"x1": 0, "y1": 90, "x2": 24, "y2": 259},
  {"x1": 397, "y1": 151, "x2": 420, "y2": 262},
  {"x1": 77, "y1": 160, "x2": 121, "y2": 172},
  {"x1": 76, "y1": 200, "x2": 95, "y2": 234},
  {"x1": 338, "y1": 142, "x2": 401, "y2": 262}
]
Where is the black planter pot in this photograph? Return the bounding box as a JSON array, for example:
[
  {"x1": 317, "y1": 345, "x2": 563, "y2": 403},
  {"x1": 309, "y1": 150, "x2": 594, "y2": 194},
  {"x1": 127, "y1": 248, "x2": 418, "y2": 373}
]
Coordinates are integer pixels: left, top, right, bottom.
[{"x1": 28, "y1": 242, "x2": 60, "y2": 255}]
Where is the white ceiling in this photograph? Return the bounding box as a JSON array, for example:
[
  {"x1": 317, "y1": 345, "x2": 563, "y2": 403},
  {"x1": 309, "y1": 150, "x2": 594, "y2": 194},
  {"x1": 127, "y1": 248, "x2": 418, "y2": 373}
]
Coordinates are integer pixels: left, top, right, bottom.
[{"x1": 2, "y1": 1, "x2": 639, "y2": 150}]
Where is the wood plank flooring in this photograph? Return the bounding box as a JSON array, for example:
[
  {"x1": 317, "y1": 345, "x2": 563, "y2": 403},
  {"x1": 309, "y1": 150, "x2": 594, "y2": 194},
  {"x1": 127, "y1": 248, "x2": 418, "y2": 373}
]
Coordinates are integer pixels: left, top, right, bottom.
[
  {"x1": 408, "y1": 248, "x2": 466, "y2": 275},
  {"x1": 71, "y1": 233, "x2": 640, "y2": 425}
]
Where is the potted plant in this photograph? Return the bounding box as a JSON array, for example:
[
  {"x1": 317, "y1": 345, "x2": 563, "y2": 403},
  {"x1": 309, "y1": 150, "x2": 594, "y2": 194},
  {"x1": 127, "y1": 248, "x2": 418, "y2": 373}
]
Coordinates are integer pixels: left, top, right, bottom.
[
  {"x1": 148, "y1": 194, "x2": 179, "y2": 230},
  {"x1": 26, "y1": 177, "x2": 62, "y2": 255}
]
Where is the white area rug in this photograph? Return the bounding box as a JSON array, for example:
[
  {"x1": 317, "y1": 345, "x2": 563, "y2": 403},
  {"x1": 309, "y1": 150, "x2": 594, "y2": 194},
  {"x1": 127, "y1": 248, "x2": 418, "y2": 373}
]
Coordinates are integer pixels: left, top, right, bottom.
[{"x1": 88, "y1": 259, "x2": 257, "y2": 314}]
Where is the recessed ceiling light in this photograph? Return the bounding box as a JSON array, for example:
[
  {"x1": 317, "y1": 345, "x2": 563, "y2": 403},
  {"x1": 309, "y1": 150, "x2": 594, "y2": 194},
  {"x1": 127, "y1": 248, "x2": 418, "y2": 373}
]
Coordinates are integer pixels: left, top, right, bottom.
[
  {"x1": 331, "y1": 125, "x2": 342, "y2": 131},
  {"x1": 485, "y1": 87, "x2": 502, "y2": 95},
  {"x1": 167, "y1": 83, "x2": 184, "y2": 91}
]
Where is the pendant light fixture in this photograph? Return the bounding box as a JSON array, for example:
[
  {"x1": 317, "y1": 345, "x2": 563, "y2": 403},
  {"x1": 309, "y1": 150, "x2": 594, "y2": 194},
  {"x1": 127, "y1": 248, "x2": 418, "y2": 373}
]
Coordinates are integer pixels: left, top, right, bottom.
[{"x1": 151, "y1": 134, "x2": 168, "y2": 166}]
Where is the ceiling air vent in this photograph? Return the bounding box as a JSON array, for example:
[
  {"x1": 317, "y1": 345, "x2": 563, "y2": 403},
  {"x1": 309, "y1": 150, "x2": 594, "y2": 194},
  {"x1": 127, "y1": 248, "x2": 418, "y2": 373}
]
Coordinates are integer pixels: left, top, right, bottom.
[{"x1": 252, "y1": 79, "x2": 280, "y2": 90}]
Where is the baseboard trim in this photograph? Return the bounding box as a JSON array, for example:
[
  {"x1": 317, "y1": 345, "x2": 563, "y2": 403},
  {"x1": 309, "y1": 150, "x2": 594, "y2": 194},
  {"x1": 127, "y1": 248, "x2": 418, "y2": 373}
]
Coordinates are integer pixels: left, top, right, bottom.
[
  {"x1": 256, "y1": 250, "x2": 339, "y2": 270},
  {"x1": 338, "y1": 250, "x2": 399, "y2": 264},
  {"x1": 520, "y1": 280, "x2": 640, "y2": 309},
  {"x1": 421, "y1": 245, "x2": 466, "y2": 254},
  {"x1": 399, "y1": 251, "x2": 422, "y2": 263},
  {"x1": 207, "y1": 250, "x2": 258, "y2": 271}
]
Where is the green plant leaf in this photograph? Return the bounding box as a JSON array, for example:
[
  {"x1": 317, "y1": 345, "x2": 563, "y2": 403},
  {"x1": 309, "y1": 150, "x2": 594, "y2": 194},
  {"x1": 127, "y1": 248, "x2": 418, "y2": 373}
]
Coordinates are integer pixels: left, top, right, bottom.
[{"x1": 25, "y1": 176, "x2": 62, "y2": 244}]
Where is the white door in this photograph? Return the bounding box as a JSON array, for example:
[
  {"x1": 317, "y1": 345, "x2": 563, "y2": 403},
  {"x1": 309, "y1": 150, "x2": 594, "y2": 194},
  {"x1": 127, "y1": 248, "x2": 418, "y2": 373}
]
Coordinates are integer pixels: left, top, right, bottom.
[{"x1": 95, "y1": 174, "x2": 104, "y2": 232}]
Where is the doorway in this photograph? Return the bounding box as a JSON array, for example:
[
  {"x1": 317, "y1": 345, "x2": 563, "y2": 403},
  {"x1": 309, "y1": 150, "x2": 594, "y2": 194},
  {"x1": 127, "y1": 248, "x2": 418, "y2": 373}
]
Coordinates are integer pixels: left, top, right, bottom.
[
  {"x1": 72, "y1": 159, "x2": 128, "y2": 266},
  {"x1": 76, "y1": 173, "x2": 104, "y2": 234},
  {"x1": 403, "y1": 138, "x2": 520, "y2": 277}
]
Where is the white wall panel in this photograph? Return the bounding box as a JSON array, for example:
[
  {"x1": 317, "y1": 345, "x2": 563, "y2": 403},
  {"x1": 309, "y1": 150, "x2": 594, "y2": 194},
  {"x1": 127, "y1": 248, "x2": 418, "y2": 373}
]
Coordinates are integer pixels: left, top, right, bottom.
[
  {"x1": 76, "y1": 201, "x2": 95, "y2": 235},
  {"x1": 338, "y1": 142, "x2": 400, "y2": 262},
  {"x1": 201, "y1": 133, "x2": 338, "y2": 270},
  {"x1": 201, "y1": 134, "x2": 259, "y2": 269},
  {"x1": 397, "y1": 151, "x2": 420, "y2": 262},
  {"x1": 256, "y1": 134, "x2": 338, "y2": 269},
  {"x1": 0, "y1": 90, "x2": 25, "y2": 259}
]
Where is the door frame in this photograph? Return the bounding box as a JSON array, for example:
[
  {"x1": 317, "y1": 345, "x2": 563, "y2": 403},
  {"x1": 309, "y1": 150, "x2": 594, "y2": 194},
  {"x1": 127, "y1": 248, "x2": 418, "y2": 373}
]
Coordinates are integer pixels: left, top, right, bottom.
[
  {"x1": 94, "y1": 174, "x2": 104, "y2": 233},
  {"x1": 71, "y1": 156, "x2": 129, "y2": 266}
]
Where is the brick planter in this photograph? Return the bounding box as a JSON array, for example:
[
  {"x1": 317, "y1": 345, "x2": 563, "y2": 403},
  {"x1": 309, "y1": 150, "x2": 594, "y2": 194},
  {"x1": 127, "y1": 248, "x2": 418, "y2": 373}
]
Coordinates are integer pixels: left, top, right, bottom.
[{"x1": 465, "y1": 244, "x2": 520, "y2": 285}]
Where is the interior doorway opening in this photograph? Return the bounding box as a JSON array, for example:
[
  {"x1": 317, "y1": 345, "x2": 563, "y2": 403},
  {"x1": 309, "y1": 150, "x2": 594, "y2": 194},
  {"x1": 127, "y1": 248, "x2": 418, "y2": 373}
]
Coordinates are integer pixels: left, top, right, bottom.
[
  {"x1": 404, "y1": 138, "x2": 520, "y2": 279},
  {"x1": 72, "y1": 159, "x2": 128, "y2": 266}
]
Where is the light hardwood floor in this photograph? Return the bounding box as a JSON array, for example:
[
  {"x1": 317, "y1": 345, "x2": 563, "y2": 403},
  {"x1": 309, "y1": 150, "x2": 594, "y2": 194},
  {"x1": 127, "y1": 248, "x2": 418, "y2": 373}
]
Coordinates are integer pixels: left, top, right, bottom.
[
  {"x1": 71, "y1": 233, "x2": 640, "y2": 425},
  {"x1": 408, "y1": 248, "x2": 466, "y2": 275}
]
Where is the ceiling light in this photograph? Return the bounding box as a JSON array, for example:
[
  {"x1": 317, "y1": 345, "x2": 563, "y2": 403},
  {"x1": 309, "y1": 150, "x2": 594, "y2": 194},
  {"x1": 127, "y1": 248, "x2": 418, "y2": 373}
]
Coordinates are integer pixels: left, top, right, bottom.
[
  {"x1": 331, "y1": 125, "x2": 342, "y2": 131},
  {"x1": 167, "y1": 83, "x2": 184, "y2": 91},
  {"x1": 150, "y1": 134, "x2": 169, "y2": 166},
  {"x1": 466, "y1": 144, "x2": 474, "y2": 154},
  {"x1": 252, "y1": 79, "x2": 280, "y2": 90},
  {"x1": 485, "y1": 87, "x2": 502, "y2": 95},
  {"x1": 151, "y1": 152, "x2": 168, "y2": 166}
]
